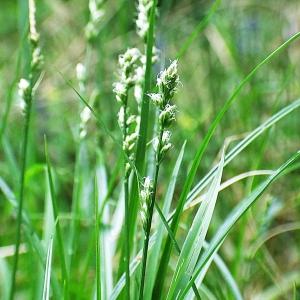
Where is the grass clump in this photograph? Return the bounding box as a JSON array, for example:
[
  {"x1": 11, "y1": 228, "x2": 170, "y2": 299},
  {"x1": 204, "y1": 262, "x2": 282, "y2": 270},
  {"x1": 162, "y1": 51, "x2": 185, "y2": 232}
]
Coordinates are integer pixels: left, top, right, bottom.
[{"x1": 1, "y1": 0, "x2": 300, "y2": 299}]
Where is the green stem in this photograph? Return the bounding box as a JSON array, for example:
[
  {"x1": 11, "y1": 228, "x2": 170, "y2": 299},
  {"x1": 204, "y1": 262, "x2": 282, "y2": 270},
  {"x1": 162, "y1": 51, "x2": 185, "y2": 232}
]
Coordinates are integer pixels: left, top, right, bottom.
[
  {"x1": 122, "y1": 94, "x2": 131, "y2": 299},
  {"x1": 95, "y1": 177, "x2": 101, "y2": 300},
  {"x1": 124, "y1": 176, "x2": 130, "y2": 299},
  {"x1": 139, "y1": 129, "x2": 163, "y2": 300},
  {"x1": 128, "y1": 0, "x2": 158, "y2": 253},
  {"x1": 9, "y1": 86, "x2": 33, "y2": 300}
]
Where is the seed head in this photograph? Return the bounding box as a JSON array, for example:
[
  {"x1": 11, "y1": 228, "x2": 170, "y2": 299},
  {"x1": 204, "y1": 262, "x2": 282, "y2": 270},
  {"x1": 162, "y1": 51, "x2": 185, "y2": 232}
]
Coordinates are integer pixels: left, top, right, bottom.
[
  {"x1": 148, "y1": 93, "x2": 163, "y2": 108},
  {"x1": 140, "y1": 176, "x2": 153, "y2": 230},
  {"x1": 113, "y1": 82, "x2": 127, "y2": 103},
  {"x1": 159, "y1": 104, "x2": 177, "y2": 127},
  {"x1": 85, "y1": 0, "x2": 105, "y2": 40},
  {"x1": 157, "y1": 60, "x2": 179, "y2": 102},
  {"x1": 18, "y1": 79, "x2": 31, "y2": 101},
  {"x1": 76, "y1": 63, "x2": 87, "y2": 83},
  {"x1": 29, "y1": 0, "x2": 39, "y2": 44},
  {"x1": 136, "y1": 0, "x2": 153, "y2": 40}
]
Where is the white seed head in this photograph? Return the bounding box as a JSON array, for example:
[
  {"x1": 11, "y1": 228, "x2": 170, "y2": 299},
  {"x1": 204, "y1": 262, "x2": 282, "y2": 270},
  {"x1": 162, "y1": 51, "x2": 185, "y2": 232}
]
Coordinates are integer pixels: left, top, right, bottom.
[
  {"x1": 157, "y1": 60, "x2": 179, "y2": 101},
  {"x1": 148, "y1": 93, "x2": 163, "y2": 107},
  {"x1": 113, "y1": 82, "x2": 127, "y2": 102},
  {"x1": 136, "y1": 0, "x2": 153, "y2": 39},
  {"x1": 143, "y1": 176, "x2": 152, "y2": 190},
  {"x1": 118, "y1": 107, "x2": 126, "y2": 129},
  {"x1": 134, "y1": 66, "x2": 145, "y2": 83},
  {"x1": 31, "y1": 47, "x2": 43, "y2": 70},
  {"x1": 119, "y1": 48, "x2": 141, "y2": 68},
  {"x1": 79, "y1": 128, "x2": 87, "y2": 139},
  {"x1": 85, "y1": 0, "x2": 105, "y2": 39},
  {"x1": 18, "y1": 78, "x2": 31, "y2": 101},
  {"x1": 159, "y1": 104, "x2": 177, "y2": 126},
  {"x1": 80, "y1": 107, "x2": 91, "y2": 124},
  {"x1": 162, "y1": 130, "x2": 171, "y2": 144},
  {"x1": 152, "y1": 136, "x2": 159, "y2": 152},
  {"x1": 76, "y1": 63, "x2": 87, "y2": 83},
  {"x1": 134, "y1": 84, "x2": 143, "y2": 105},
  {"x1": 19, "y1": 78, "x2": 30, "y2": 92},
  {"x1": 29, "y1": 0, "x2": 39, "y2": 43}
]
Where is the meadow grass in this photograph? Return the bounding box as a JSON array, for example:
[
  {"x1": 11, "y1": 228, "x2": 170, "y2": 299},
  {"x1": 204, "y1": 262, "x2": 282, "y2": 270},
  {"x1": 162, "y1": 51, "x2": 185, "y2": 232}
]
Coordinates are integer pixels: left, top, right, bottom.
[{"x1": 1, "y1": 0, "x2": 300, "y2": 299}]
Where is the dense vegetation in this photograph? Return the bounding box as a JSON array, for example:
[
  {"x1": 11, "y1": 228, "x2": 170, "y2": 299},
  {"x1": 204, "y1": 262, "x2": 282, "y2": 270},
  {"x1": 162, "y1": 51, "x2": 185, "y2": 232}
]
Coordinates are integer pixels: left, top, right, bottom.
[{"x1": 0, "y1": 0, "x2": 300, "y2": 299}]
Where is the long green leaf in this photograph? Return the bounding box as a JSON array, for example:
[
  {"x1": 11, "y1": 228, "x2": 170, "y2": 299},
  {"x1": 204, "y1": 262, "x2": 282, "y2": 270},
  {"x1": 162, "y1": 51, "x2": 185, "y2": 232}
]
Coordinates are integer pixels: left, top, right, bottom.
[
  {"x1": 187, "y1": 97, "x2": 300, "y2": 205},
  {"x1": 44, "y1": 137, "x2": 69, "y2": 294},
  {"x1": 155, "y1": 32, "x2": 300, "y2": 291},
  {"x1": 167, "y1": 149, "x2": 224, "y2": 299},
  {"x1": 0, "y1": 177, "x2": 62, "y2": 299},
  {"x1": 42, "y1": 236, "x2": 54, "y2": 300},
  {"x1": 96, "y1": 154, "x2": 113, "y2": 298},
  {"x1": 179, "y1": 151, "x2": 300, "y2": 298}
]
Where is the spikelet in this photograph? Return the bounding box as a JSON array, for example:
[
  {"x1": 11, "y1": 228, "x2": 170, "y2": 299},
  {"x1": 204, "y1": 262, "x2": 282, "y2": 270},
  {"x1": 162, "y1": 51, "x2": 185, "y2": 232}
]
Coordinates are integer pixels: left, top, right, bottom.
[{"x1": 149, "y1": 61, "x2": 180, "y2": 158}]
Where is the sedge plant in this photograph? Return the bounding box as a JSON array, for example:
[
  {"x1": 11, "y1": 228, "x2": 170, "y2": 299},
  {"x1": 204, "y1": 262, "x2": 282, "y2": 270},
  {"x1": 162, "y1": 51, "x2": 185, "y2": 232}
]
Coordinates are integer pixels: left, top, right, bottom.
[{"x1": 2, "y1": 1, "x2": 300, "y2": 300}]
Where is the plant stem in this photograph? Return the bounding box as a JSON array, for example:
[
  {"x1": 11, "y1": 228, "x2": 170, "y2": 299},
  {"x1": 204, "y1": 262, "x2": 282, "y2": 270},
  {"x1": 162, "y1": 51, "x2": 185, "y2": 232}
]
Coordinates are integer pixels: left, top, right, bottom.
[
  {"x1": 139, "y1": 129, "x2": 163, "y2": 300},
  {"x1": 124, "y1": 175, "x2": 130, "y2": 299},
  {"x1": 128, "y1": 0, "x2": 158, "y2": 252},
  {"x1": 9, "y1": 85, "x2": 33, "y2": 300},
  {"x1": 95, "y1": 176, "x2": 101, "y2": 300},
  {"x1": 122, "y1": 94, "x2": 131, "y2": 299}
]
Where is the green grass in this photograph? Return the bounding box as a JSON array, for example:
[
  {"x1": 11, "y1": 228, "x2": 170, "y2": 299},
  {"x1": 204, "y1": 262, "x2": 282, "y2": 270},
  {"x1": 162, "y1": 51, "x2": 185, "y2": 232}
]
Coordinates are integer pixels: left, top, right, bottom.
[{"x1": 1, "y1": 0, "x2": 300, "y2": 299}]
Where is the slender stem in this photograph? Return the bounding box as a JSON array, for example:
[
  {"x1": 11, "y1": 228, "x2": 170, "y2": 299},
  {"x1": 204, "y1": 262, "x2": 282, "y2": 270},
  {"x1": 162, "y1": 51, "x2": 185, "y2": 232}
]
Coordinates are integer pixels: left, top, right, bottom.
[
  {"x1": 9, "y1": 87, "x2": 33, "y2": 300},
  {"x1": 122, "y1": 93, "x2": 131, "y2": 299},
  {"x1": 127, "y1": 0, "x2": 158, "y2": 253},
  {"x1": 139, "y1": 129, "x2": 163, "y2": 300},
  {"x1": 95, "y1": 177, "x2": 101, "y2": 300},
  {"x1": 124, "y1": 175, "x2": 130, "y2": 299}
]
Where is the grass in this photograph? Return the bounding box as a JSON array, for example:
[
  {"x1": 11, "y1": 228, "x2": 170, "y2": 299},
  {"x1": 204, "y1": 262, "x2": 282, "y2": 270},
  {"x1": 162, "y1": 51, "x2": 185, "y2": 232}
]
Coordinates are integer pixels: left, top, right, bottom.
[{"x1": 1, "y1": 0, "x2": 300, "y2": 299}]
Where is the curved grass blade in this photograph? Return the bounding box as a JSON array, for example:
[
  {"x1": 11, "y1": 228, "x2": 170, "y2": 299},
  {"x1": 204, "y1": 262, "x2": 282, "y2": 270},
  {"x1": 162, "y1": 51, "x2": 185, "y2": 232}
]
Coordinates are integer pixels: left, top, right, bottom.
[
  {"x1": 94, "y1": 176, "x2": 101, "y2": 300},
  {"x1": 166, "y1": 149, "x2": 224, "y2": 300},
  {"x1": 110, "y1": 97, "x2": 300, "y2": 299},
  {"x1": 179, "y1": 151, "x2": 300, "y2": 298},
  {"x1": 0, "y1": 177, "x2": 62, "y2": 298},
  {"x1": 44, "y1": 137, "x2": 69, "y2": 294},
  {"x1": 156, "y1": 85, "x2": 300, "y2": 295},
  {"x1": 187, "y1": 97, "x2": 300, "y2": 205}
]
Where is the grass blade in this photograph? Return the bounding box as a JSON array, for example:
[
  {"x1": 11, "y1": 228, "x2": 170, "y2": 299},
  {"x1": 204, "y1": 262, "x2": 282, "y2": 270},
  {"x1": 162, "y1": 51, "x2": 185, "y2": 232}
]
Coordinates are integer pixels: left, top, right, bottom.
[
  {"x1": 179, "y1": 151, "x2": 300, "y2": 298},
  {"x1": 42, "y1": 236, "x2": 54, "y2": 300},
  {"x1": 144, "y1": 141, "x2": 186, "y2": 299},
  {"x1": 94, "y1": 176, "x2": 101, "y2": 300},
  {"x1": 44, "y1": 137, "x2": 69, "y2": 294},
  {"x1": 187, "y1": 98, "x2": 300, "y2": 204},
  {"x1": 167, "y1": 149, "x2": 225, "y2": 299},
  {"x1": 156, "y1": 85, "x2": 300, "y2": 296}
]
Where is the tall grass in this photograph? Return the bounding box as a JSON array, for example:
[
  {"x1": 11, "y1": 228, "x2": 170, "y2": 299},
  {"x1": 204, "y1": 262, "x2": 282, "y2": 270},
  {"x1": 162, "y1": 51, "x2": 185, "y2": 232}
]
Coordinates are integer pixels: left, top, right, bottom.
[{"x1": 1, "y1": 0, "x2": 300, "y2": 299}]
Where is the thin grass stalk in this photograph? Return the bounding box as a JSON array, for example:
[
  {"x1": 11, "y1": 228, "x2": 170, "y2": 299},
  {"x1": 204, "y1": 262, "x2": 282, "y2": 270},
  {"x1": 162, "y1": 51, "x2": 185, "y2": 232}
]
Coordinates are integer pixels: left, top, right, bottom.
[
  {"x1": 94, "y1": 176, "x2": 101, "y2": 300},
  {"x1": 122, "y1": 93, "x2": 131, "y2": 299},
  {"x1": 139, "y1": 128, "x2": 162, "y2": 300},
  {"x1": 9, "y1": 87, "x2": 32, "y2": 299},
  {"x1": 10, "y1": 0, "x2": 42, "y2": 296},
  {"x1": 128, "y1": 0, "x2": 158, "y2": 246}
]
